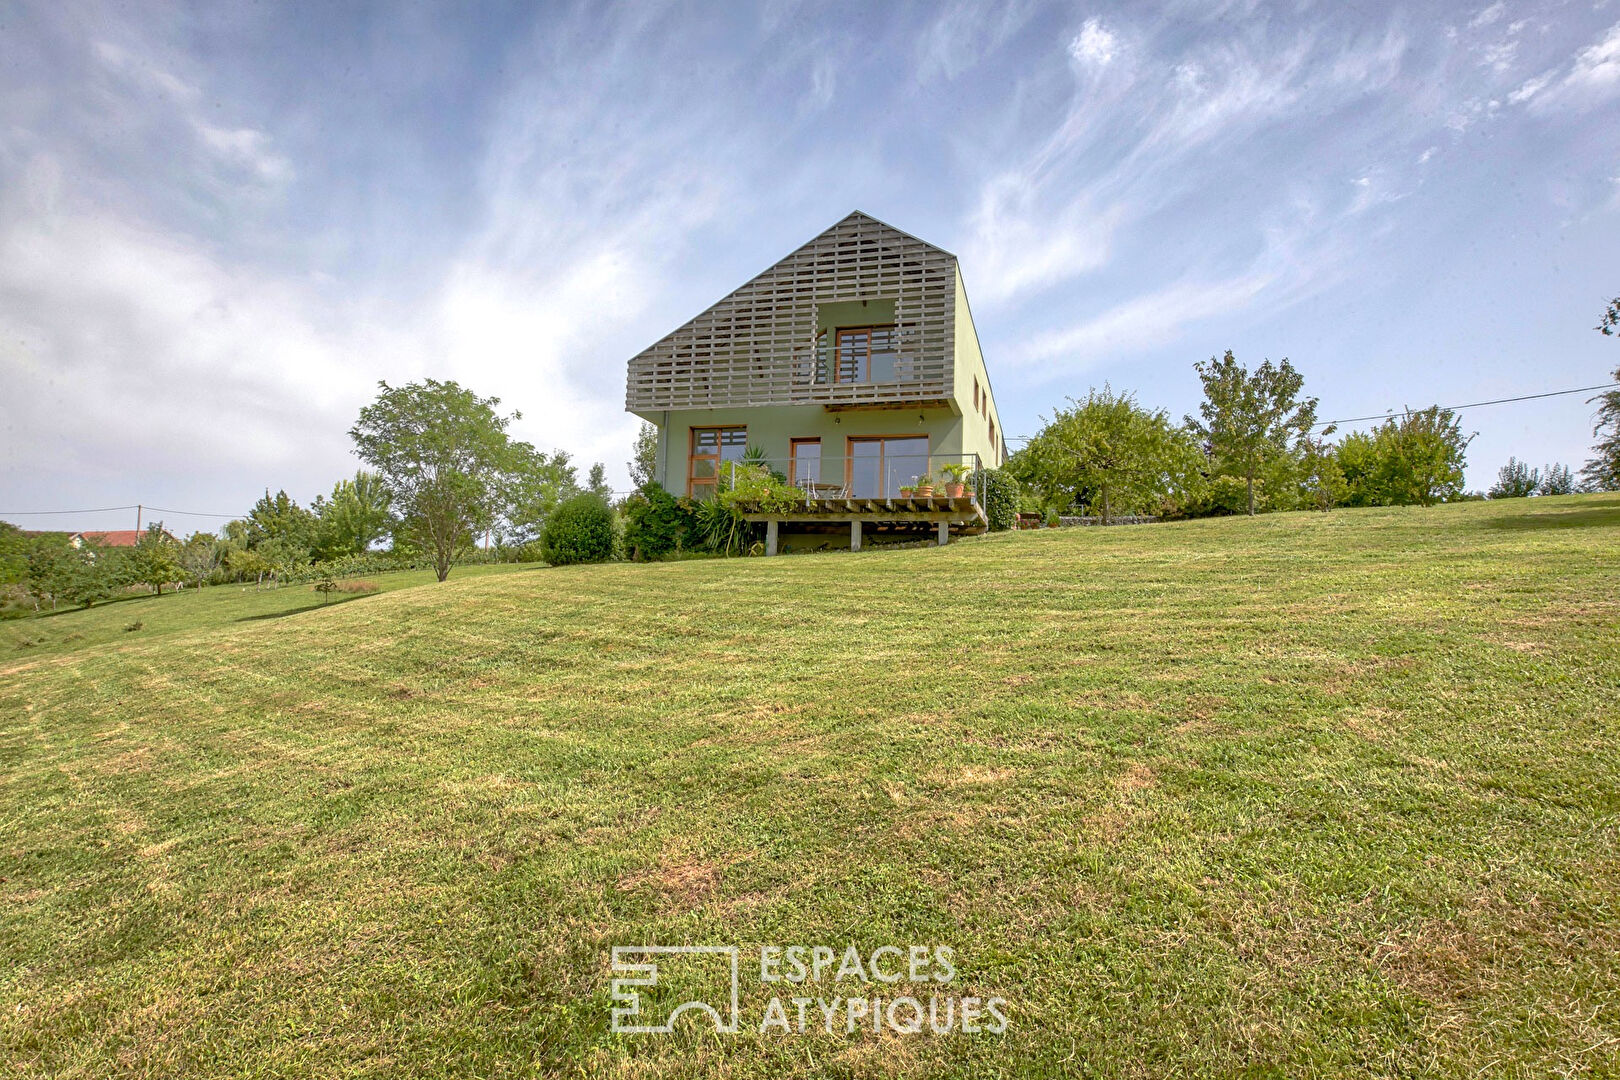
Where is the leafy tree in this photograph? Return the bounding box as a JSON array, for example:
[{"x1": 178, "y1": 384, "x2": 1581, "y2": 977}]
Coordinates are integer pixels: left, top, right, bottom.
[
  {"x1": 178, "y1": 532, "x2": 225, "y2": 587},
  {"x1": 1298, "y1": 434, "x2": 1348, "y2": 512},
  {"x1": 1598, "y1": 297, "x2": 1619, "y2": 336},
  {"x1": 125, "y1": 524, "x2": 183, "y2": 594},
  {"x1": 1186, "y1": 350, "x2": 1319, "y2": 516},
  {"x1": 1014, "y1": 386, "x2": 1204, "y2": 523},
  {"x1": 1581, "y1": 367, "x2": 1620, "y2": 492},
  {"x1": 349, "y1": 379, "x2": 527, "y2": 582},
  {"x1": 1340, "y1": 407, "x2": 1472, "y2": 507},
  {"x1": 586, "y1": 462, "x2": 613, "y2": 501},
  {"x1": 540, "y1": 494, "x2": 617, "y2": 565},
  {"x1": 312, "y1": 471, "x2": 394, "y2": 558},
  {"x1": 29, "y1": 537, "x2": 121, "y2": 608},
  {"x1": 503, "y1": 448, "x2": 580, "y2": 545},
  {"x1": 237, "y1": 489, "x2": 319, "y2": 558},
  {"x1": 1537, "y1": 463, "x2": 1575, "y2": 496},
  {"x1": 1488, "y1": 457, "x2": 1540, "y2": 499},
  {"x1": 628, "y1": 421, "x2": 658, "y2": 488}
]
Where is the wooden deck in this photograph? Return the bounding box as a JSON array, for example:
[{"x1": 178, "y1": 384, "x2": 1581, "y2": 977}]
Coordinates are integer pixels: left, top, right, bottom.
[{"x1": 738, "y1": 495, "x2": 988, "y2": 555}]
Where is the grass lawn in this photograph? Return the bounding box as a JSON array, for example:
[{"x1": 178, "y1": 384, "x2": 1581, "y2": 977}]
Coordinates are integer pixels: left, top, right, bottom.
[
  {"x1": 2, "y1": 562, "x2": 537, "y2": 658},
  {"x1": 2, "y1": 495, "x2": 1617, "y2": 1078}
]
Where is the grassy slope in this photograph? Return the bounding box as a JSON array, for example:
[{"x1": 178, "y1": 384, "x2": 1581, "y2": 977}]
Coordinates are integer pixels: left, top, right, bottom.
[
  {"x1": 1, "y1": 496, "x2": 1617, "y2": 1078},
  {"x1": 2, "y1": 563, "x2": 536, "y2": 658}
]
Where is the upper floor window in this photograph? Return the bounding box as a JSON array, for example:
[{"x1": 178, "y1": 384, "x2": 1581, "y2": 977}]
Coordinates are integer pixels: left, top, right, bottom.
[{"x1": 835, "y1": 325, "x2": 898, "y2": 383}]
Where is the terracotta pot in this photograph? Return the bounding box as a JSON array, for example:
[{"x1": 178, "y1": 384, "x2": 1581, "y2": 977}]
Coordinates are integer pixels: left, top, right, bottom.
[
  {"x1": 899, "y1": 489, "x2": 914, "y2": 499},
  {"x1": 915, "y1": 485, "x2": 935, "y2": 498},
  {"x1": 944, "y1": 482, "x2": 965, "y2": 498}
]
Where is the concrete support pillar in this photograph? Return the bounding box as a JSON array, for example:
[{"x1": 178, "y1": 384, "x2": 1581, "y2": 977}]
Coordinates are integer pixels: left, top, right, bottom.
[
  {"x1": 851, "y1": 521, "x2": 862, "y2": 552},
  {"x1": 765, "y1": 519, "x2": 779, "y2": 557},
  {"x1": 937, "y1": 520, "x2": 950, "y2": 546}
]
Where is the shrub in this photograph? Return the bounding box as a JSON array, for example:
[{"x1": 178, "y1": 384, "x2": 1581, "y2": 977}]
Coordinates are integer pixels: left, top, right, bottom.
[
  {"x1": 621, "y1": 483, "x2": 697, "y2": 560},
  {"x1": 541, "y1": 495, "x2": 618, "y2": 566},
  {"x1": 976, "y1": 468, "x2": 1020, "y2": 532}
]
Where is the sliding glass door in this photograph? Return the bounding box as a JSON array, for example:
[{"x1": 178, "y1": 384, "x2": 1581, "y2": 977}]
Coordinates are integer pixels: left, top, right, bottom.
[{"x1": 848, "y1": 437, "x2": 929, "y2": 499}]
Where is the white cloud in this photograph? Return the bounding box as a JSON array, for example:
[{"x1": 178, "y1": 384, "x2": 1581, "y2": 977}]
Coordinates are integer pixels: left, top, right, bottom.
[
  {"x1": 1563, "y1": 20, "x2": 1620, "y2": 95},
  {"x1": 1068, "y1": 18, "x2": 1120, "y2": 70},
  {"x1": 1507, "y1": 70, "x2": 1555, "y2": 102},
  {"x1": 1470, "y1": 2, "x2": 1507, "y2": 30},
  {"x1": 1013, "y1": 272, "x2": 1275, "y2": 369},
  {"x1": 1524, "y1": 21, "x2": 1620, "y2": 110},
  {"x1": 1418, "y1": 145, "x2": 1438, "y2": 163},
  {"x1": 915, "y1": 0, "x2": 1037, "y2": 82}
]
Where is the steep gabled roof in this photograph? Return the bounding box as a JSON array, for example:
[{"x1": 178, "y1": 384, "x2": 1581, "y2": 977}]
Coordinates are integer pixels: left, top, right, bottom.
[{"x1": 626, "y1": 211, "x2": 959, "y2": 412}]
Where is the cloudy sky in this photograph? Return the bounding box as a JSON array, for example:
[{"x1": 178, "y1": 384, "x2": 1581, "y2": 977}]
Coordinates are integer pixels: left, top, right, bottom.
[{"x1": 2, "y1": 0, "x2": 1617, "y2": 532}]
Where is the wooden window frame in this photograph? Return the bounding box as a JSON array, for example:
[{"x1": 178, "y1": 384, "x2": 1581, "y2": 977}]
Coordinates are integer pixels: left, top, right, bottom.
[
  {"x1": 846, "y1": 434, "x2": 931, "y2": 498},
  {"x1": 688, "y1": 425, "x2": 747, "y2": 497},
  {"x1": 833, "y1": 324, "x2": 897, "y2": 384},
  {"x1": 789, "y1": 438, "x2": 821, "y2": 487}
]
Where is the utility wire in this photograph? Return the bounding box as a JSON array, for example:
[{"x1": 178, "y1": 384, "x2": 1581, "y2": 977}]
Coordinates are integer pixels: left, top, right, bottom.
[
  {"x1": 0, "y1": 504, "x2": 138, "y2": 515},
  {"x1": 1310, "y1": 383, "x2": 1619, "y2": 429},
  {"x1": 0, "y1": 503, "x2": 236, "y2": 518}
]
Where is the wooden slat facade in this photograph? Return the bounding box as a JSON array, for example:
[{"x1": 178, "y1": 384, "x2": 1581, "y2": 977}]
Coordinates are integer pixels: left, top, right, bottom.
[{"x1": 625, "y1": 212, "x2": 959, "y2": 412}]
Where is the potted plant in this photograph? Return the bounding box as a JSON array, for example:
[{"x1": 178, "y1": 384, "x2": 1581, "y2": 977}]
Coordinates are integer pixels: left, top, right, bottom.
[
  {"x1": 914, "y1": 473, "x2": 936, "y2": 498},
  {"x1": 940, "y1": 463, "x2": 970, "y2": 498},
  {"x1": 899, "y1": 485, "x2": 915, "y2": 498},
  {"x1": 1045, "y1": 508, "x2": 1060, "y2": 528}
]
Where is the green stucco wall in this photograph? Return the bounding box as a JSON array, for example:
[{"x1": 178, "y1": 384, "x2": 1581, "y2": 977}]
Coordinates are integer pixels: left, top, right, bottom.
[{"x1": 952, "y1": 267, "x2": 1004, "y2": 467}]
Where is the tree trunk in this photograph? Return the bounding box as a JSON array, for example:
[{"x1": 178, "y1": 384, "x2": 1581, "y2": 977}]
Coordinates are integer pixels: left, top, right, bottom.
[
  {"x1": 435, "y1": 544, "x2": 451, "y2": 582},
  {"x1": 1101, "y1": 485, "x2": 1111, "y2": 525},
  {"x1": 1246, "y1": 470, "x2": 1256, "y2": 516}
]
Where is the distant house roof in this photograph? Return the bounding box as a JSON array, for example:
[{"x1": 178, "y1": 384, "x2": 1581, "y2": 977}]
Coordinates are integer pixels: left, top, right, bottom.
[{"x1": 69, "y1": 529, "x2": 174, "y2": 548}]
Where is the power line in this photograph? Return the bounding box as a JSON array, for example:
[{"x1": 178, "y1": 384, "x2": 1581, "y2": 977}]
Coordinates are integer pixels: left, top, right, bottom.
[
  {"x1": 144, "y1": 505, "x2": 239, "y2": 518},
  {"x1": 1005, "y1": 381, "x2": 1620, "y2": 441},
  {"x1": 0, "y1": 503, "x2": 237, "y2": 519},
  {"x1": 0, "y1": 504, "x2": 137, "y2": 515},
  {"x1": 1311, "y1": 383, "x2": 1619, "y2": 429}
]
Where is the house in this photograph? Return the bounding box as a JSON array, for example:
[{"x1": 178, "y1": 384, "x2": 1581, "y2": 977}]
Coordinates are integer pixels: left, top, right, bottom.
[
  {"x1": 625, "y1": 211, "x2": 1005, "y2": 552},
  {"x1": 69, "y1": 528, "x2": 176, "y2": 549}
]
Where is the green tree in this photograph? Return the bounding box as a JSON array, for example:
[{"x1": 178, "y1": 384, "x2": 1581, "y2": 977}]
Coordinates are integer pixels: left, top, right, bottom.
[
  {"x1": 29, "y1": 537, "x2": 121, "y2": 608},
  {"x1": 628, "y1": 421, "x2": 658, "y2": 488},
  {"x1": 125, "y1": 524, "x2": 183, "y2": 595},
  {"x1": 1488, "y1": 457, "x2": 1540, "y2": 499},
  {"x1": 1341, "y1": 407, "x2": 1472, "y2": 507},
  {"x1": 1538, "y1": 463, "x2": 1575, "y2": 496},
  {"x1": 1014, "y1": 386, "x2": 1204, "y2": 523},
  {"x1": 1298, "y1": 434, "x2": 1348, "y2": 512},
  {"x1": 1186, "y1": 350, "x2": 1319, "y2": 516},
  {"x1": 236, "y1": 489, "x2": 319, "y2": 558},
  {"x1": 349, "y1": 379, "x2": 526, "y2": 582},
  {"x1": 503, "y1": 448, "x2": 581, "y2": 545},
  {"x1": 178, "y1": 532, "x2": 225, "y2": 587},
  {"x1": 586, "y1": 462, "x2": 613, "y2": 501},
  {"x1": 1580, "y1": 367, "x2": 1620, "y2": 492},
  {"x1": 313, "y1": 471, "x2": 395, "y2": 558}
]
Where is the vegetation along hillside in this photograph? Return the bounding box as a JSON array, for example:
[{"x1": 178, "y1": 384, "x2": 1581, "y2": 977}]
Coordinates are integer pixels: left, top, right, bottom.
[{"x1": 2, "y1": 495, "x2": 1617, "y2": 1078}]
